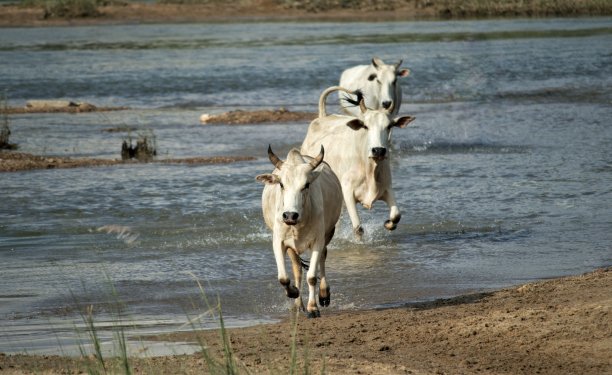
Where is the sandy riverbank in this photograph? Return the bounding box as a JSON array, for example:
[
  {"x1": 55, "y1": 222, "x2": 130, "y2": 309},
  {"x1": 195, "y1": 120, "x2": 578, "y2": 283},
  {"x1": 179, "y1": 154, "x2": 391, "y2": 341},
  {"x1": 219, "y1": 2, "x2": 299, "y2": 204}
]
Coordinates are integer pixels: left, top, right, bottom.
[{"x1": 1, "y1": 268, "x2": 610, "y2": 374}]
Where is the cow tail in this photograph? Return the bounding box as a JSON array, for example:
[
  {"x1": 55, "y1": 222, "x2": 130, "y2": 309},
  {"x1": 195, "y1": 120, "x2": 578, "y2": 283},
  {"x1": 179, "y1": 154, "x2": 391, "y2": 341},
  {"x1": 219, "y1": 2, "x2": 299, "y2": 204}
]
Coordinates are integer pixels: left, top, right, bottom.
[
  {"x1": 299, "y1": 257, "x2": 310, "y2": 271},
  {"x1": 341, "y1": 89, "x2": 364, "y2": 108},
  {"x1": 318, "y1": 85, "x2": 358, "y2": 118}
]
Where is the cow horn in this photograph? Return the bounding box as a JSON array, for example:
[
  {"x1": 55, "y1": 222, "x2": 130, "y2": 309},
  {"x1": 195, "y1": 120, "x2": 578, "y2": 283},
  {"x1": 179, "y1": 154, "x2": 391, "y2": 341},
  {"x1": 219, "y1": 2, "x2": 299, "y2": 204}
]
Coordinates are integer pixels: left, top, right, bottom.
[
  {"x1": 372, "y1": 57, "x2": 383, "y2": 68},
  {"x1": 359, "y1": 97, "x2": 367, "y2": 114},
  {"x1": 387, "y1": 100, "x2": 395, "y2": 114},
  {"x1": 267, "y1": 145, "x2": 283, "y2": 170},
  {"x1": 309, "y1": 145, "x2": 324, "y2": 169},
  {"x1": 395, "y1": 59, "x2": 403, "y2": 69}
]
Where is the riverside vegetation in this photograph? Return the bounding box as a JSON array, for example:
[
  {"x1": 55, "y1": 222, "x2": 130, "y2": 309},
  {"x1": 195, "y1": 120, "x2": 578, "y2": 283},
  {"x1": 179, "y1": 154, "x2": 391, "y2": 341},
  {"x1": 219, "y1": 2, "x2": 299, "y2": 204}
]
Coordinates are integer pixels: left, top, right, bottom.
[{"x1": 6, "y1": 0, "x2": 612, "y2": 23}]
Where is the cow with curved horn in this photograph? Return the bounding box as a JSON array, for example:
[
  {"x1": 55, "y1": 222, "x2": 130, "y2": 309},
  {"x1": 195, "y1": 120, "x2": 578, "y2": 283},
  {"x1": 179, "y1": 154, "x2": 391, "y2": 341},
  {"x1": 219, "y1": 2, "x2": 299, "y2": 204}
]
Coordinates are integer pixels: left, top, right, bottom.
[
  {"x1": 303, "y1": 86, "x2": 415, "y2": 238},
  {"x1": 256, "y1": 145, "x2": 342, "y2": 318},
  {"x1": 339, "y1": 57, "x2": 410, "y2": 118}
]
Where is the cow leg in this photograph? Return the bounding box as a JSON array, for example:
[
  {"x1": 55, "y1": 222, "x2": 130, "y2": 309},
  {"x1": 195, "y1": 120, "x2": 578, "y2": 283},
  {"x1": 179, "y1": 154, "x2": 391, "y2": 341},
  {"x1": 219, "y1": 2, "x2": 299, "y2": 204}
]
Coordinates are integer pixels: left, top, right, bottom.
[
  {"x1": 318, "y1": 246, "x2": 330, "y2": 307},
  {"x1": 306, "y1": 248, "x2": 322, "y2": 318},
  {"x1": 287, "y1": 248, "x2": 305, "y2": 312},
  {"x1": 274, "y1": 240, "x2": 299, "y2": 299},
  {"x1": 341, "y1": 183, "x2": 363, "y2": 238},
  {"x1": 381, "y1": 189, "x2": 401, "y2": 230}
]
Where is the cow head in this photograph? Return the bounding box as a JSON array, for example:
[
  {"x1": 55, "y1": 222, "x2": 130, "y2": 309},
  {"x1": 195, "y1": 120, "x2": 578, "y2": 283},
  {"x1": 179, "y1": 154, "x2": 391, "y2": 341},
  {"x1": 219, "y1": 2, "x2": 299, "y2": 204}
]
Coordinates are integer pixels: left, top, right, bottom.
[
  {"x1": 346, "y1": 99, "x2": 415, "y2": 162},
  {"x1": 367, "y1": 57, "x2": 410, "y2": 112},
  {"x1": 256, "y1": 145, "x2": 324, "y2": 226}
]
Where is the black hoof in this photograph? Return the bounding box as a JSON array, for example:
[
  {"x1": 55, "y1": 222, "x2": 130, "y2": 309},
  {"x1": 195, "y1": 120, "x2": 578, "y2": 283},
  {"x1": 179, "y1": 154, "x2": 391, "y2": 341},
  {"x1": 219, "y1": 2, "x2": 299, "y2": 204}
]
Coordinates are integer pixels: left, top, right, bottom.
[
  {"x1": 319, "y1": 288, "x2": 331, "y2": 307},
  {"x1": 286, "y1": 285, "x2": 299, "y2": 299},
  {"x1": 307, "y1": 310, "x2": 321, "y2": 319},
  {"x1": 354, "y1": 226, "x2": 364, "y2": 235},
  {"x1": 384, "y1": 220, "x2": 397, "y2": 231}
]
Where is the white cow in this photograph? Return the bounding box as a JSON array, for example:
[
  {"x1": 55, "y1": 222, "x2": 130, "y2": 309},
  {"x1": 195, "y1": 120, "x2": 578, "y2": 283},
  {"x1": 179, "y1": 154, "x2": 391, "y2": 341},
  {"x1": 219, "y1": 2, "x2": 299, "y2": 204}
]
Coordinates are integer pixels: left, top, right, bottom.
[
  {"x1": 339, "y1": 57, "x2": 410, "y2": 118},
  {"x1": 256, "y1": 145, "x2": 342, "y2": 318},
  {"x1": 303, "y1": 86, "x2": 415, "y2": 238}
]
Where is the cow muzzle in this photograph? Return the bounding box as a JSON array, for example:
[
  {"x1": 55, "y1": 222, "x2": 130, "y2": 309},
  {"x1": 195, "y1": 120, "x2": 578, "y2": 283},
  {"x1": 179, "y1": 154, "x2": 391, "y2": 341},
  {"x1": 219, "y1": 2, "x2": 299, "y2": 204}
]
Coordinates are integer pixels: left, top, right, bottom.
[
  {"x1": 370, "y1": 147, "x2": 387, "y2": 161},
  {"x1": 282, "y1": 211, "x2": 299, "y2": 225}
]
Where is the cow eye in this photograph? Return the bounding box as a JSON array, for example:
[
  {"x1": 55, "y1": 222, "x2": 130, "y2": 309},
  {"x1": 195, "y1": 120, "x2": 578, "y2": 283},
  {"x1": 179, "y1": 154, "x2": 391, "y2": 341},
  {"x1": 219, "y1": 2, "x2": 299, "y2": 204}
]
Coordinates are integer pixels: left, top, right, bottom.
[
  {"x1": 303, "y1": 182, "x2": 310, "y2": 190},
  {"x1": 279, "y1": 182, "x2": 284, "y2": 189},
  {"x1": 368, "y1": 74, "x2": 376, "y2": 81}
]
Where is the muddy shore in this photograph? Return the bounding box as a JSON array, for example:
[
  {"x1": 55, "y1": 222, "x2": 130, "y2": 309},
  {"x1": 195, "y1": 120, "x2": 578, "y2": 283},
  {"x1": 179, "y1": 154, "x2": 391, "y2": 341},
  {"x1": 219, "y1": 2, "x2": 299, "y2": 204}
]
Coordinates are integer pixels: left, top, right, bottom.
[
  {"x1": 0, "y1": 150, "x2": 255, "y2": 172},
  {"x1": 1, "y1": 268, "x2": 610, "y2": 374}
]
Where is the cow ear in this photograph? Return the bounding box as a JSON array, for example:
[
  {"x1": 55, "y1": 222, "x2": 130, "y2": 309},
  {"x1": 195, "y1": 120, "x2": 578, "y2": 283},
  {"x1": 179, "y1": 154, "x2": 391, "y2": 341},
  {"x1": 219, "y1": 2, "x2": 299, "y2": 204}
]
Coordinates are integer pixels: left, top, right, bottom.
[
  {"x1": 256, "y1": 174, "x2": 280, "y2": 185},
  {"x1": 393, "y1": 116, "x2": 416, "y2": 128},
  {"x1": 397, "y1": 68, "x2": 410, "y2": 77},
  {"x1": 309, "y1": 170, "x2": 321, "y2": 181},
  {"x1": 346, "y1": 119, "x2": 366, "y2": 131}
]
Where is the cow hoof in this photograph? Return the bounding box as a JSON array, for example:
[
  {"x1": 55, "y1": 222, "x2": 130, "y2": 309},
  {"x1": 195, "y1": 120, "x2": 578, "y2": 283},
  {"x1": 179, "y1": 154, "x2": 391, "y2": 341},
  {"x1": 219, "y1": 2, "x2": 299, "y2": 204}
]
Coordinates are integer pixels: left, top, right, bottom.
[
  {"x1": 319, "y1": 289, "x2": 331, "y2": 307},
  {"x1": 384, "y1": 220, "x2": 397, "y2": 231},
  {"x1": 286, "y1": 285, "x2": 300, "y2": 299},
  {"x1": 307, "y1": 310, "x2": 321, "y2": 319},
  {"x1": 354, "y1": 226, "x2": 364, "y2": 239}
]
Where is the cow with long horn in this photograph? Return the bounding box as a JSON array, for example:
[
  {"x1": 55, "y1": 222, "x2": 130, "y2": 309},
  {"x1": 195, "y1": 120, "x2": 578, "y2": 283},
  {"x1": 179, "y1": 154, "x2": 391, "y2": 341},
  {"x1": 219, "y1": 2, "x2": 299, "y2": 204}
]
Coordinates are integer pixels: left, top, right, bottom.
[
  {"x1": 256, "y1": 145, "x2": 342, "y2": 318},
  {"x1": 304, "y1": 86, "x2": 416, "y2": 238}
]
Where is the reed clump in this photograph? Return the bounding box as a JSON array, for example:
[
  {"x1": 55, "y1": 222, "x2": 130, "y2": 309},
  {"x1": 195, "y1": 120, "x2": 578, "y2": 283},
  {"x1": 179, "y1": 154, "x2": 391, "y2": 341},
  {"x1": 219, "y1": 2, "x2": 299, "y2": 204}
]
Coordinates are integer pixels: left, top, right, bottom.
[
  {"x1": 121, "y1": 132, "x2": 157, "y2": 161},
  {"x1": 45, "y1": 0, "x2": 100, "y2": 18},
  {"x1": 18, "y1": 0, "x2": 129, "y2": 18},
  {"x1": 0, "y1": 93, "x2": 17, "y2": 150}
]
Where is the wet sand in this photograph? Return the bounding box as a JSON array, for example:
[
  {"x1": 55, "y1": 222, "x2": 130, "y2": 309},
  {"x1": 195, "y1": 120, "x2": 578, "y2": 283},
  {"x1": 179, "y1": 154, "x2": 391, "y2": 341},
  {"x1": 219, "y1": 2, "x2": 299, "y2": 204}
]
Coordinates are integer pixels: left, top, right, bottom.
[
  {"x1": 1, "y1": 104, "x2": 128, "y2": 115},
  {"x1": 0, "y1": 150, "x2": 255, "y2": 172},
  {"x1": 1, "y1": 268, "x2": 610, "y2": 374},
  {"x1": 200, "y1": 108, "x2": 316, "y2": 125}
]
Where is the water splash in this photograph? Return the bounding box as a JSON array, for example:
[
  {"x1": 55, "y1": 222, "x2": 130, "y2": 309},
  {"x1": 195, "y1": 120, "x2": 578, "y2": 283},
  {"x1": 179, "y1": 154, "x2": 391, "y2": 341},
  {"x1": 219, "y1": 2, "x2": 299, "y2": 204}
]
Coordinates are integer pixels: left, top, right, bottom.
[{"x1": 95, "y1": 225, "x2": 140, "y2": 245}]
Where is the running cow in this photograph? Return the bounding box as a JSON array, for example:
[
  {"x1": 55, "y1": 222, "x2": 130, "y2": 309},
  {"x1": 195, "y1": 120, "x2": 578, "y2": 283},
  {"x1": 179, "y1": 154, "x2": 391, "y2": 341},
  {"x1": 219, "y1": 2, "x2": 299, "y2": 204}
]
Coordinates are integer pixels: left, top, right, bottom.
[
  {"x1": 256, "y1": 145, "x2": 342, "y2": 318},
  {"x1": 302, "y1": 86, "x2": 415, "y2": 238}
]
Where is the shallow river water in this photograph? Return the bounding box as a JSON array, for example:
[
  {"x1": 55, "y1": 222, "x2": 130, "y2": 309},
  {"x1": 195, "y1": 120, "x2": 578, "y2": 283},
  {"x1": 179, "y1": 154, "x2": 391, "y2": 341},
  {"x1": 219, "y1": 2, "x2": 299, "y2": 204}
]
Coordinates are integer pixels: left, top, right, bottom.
[{"x1": 0, "y1": 18, "x2": 611, "y2": 356}]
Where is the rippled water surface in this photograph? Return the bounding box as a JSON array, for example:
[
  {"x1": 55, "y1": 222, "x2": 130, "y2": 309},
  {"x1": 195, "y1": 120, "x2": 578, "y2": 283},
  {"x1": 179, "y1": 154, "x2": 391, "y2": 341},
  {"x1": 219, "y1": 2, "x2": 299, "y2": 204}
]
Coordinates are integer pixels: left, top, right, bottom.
[{"x1": 1, "y1": 18, "x2": 611, "y2": 355}]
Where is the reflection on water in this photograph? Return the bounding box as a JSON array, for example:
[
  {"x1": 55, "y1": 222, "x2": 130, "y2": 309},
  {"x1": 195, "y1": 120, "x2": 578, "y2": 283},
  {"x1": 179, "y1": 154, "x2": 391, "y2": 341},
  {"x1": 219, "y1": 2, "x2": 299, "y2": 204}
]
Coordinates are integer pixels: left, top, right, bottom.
[{"x1": 0, "y1": 17, "x2": 611, "y2": 356}]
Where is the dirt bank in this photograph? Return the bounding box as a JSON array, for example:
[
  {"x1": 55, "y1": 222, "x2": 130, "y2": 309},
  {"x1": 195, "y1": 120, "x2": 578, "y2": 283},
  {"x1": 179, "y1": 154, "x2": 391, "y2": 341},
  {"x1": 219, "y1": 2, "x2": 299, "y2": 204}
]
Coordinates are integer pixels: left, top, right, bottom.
[
  {"x1": 1, "y1": 268, "x2": 610, "y2": 374},
  {"x1": 1, "y1": 102, "x2": 128, "y2": 115},
  {"x1": 0, "y1": 150, "x2": 255, "y2": 172},
  {"x1": 200, "y1": 108, "x2": 316, "y2": 125},
  {"x1": 2, "y1": 0, "x2": 611, "y2": 28}
]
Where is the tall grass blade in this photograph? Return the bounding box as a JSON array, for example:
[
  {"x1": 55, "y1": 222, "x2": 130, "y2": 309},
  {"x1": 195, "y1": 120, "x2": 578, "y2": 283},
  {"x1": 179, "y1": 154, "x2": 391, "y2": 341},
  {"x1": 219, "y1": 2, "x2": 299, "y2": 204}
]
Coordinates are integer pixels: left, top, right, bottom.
[{"x1": 84, "y1": 304, "x2": 106, "y2": 373}]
